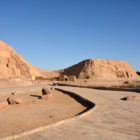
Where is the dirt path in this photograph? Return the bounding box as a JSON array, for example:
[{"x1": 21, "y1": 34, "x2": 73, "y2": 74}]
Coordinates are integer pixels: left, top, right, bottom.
[
  {"x1": 0, "y1": 89, "x2": 86, "y2": 138},
  {"x1": 20, "y1": 86, "x2": 140, "y2": 140}
]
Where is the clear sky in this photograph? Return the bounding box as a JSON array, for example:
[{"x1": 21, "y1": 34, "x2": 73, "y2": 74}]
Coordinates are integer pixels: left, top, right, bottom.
[{"x1": 0, "y1": 0, "x2": 140, "y2": 71}]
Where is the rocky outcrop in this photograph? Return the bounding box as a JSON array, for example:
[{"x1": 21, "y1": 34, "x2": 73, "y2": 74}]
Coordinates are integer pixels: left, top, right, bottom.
[
  {"x1": 0, "y1": 41, "x2": 35, "y2": 79},
  {"x1": 59, "y1": 59, "x2": 138, "y2": 79},
  {"x1": 0, "y1": 41, "x2": 58, "y2": 79},
  {"x1": 0, "y1": 41, "x2": 138, "y2": 80}
]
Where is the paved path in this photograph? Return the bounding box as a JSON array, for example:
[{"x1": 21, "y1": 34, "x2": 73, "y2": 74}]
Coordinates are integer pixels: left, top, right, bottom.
[{"x1": 4, "y1": 86, "x2": 140, "y2": 140}]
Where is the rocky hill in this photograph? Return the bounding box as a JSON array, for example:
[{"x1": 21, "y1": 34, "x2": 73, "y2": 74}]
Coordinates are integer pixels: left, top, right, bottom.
[
  {"x1": 0, "y1": 41, "x2": 138, "y2": 80},
  {"x1": 59, "y1": 59, "x2": 138, "y2": 79},
  {"x1": 0, "y1": 41, "x2": 57, "y2": 79}
]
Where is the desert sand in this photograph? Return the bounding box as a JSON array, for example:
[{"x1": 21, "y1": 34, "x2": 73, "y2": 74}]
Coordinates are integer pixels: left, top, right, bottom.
[
  {"x1": 0, "y1": 89, "x2": 86, "y2": 138},
  {"x1": 14, "y1": 86, "x2": 140, "y2": 140}
]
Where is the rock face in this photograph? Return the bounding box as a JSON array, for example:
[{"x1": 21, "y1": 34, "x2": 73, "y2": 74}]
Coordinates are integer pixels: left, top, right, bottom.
[
  {"x1": 0, "y1": 41, "x2": 138, "y2": 80},
  {"x1": 0, "y1": 41, "x2": 58, "y2": 79},
  {"x1": 59, "y1": 59, "x2": 138, "y2": 79}
]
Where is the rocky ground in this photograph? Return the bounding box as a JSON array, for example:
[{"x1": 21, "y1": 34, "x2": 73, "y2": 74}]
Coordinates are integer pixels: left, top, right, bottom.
[
  {"x1": 0, "y1": 89, "x2": 86, "y2": 138},
  {"x1": 18, "y1": 86, "x2": 140, "y2": 140}
]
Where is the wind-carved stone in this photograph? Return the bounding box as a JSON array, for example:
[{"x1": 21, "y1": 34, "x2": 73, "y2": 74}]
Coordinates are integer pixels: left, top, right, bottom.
[
  {"x1": 0, "y1": 41, "x2": 59, "y2": 79},
  {"x1": 0, "y1": 41, "x2": 138, "y2": 80},
  {"x1": 59, "y1": 59, "x2": 138, "y2": 79}
]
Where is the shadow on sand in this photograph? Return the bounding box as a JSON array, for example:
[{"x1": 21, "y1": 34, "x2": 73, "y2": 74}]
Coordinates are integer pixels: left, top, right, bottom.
[
  {"x1": 30, "y1": 95, "x2": 42, "y2": 99},
  {"x1": 55, "y1": 88, "x2": 95, "y2": 116}
]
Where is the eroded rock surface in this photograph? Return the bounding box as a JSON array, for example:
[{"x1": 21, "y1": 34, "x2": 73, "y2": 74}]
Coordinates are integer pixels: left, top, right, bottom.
[
  {"x1": 59, "y1": 59, "x2": 138, "y2": 79},
  {"x1": 0, "y1": 41, "x2": 58, "y2": 80}
]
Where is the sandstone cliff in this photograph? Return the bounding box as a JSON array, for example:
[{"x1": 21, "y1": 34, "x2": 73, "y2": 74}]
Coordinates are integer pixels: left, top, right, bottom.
[
  {"x1": 0, "y1": 41, "x2": 138, "y2": 80},
  {"x1": 60, "y1": 59, "x2": 138, "y2": 79},
  {"x1": 0, "y1": 41, "x2": 57, "y2": 79}
]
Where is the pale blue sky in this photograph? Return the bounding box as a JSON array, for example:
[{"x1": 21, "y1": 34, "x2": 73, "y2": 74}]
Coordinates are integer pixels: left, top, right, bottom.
[{"x1": 0, "y1": 0, "x2": 140, "y2": 71}]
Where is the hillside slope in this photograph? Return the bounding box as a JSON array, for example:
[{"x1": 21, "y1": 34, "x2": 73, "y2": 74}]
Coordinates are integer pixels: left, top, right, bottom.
[
  {"x1": 59, "y1": 59, "x2": 138, "y2": 79},
  {"x1": 0, "y1": 41, "x2": 58, "y2": 79}
]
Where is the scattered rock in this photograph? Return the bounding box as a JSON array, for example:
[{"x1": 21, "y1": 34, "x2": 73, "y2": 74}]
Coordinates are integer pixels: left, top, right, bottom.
[
  {"x1": 7, "y1": 97, "x2": 22, "y2": 104},
  {"x1": 41, "y1": 87, "x2": 53, "y2": 100},
  {"x1": 50, "y1": 87, "x2": 55, "y2": 90},
  {"x1": 42, "y1": 88, "x2": 51, "y2": 95},
  {"x1": 0, "y1": 102, "x2": 8, "y2": 109},
  {"x1": 11, "y1": 91, "x2": 16, "y2": 96}
]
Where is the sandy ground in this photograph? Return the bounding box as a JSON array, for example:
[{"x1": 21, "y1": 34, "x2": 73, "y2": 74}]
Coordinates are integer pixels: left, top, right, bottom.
[
  {"x1": 0, "y1": 77, "x2": 140, "y2": 89},
  {"x1": 0, "y1": 78, "x2": 34, "y2": 88},
  {"x1": 19, "y1": 86, "x2": 140, "y2": 140},
  {"x1": 0, "y1": 89, "x2": 86, "y2": 138},
  {"x1": 56, "y1": 78, "x2": 140, "y2": 87}
]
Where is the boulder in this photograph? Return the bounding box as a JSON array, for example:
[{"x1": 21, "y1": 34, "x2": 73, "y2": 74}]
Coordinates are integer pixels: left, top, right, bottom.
[
  {"x1": 42, "y1": 88, "x2": 51, "y2": 95},
  {"x1": 0, "y1": 102, "x2": 8, "y2": 109},
  {"x1": 7, "y1": 97, "x2": 22, "y2": 104}
]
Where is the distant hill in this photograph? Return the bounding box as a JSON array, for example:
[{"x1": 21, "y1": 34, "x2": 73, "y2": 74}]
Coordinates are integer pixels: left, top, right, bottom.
[
  {"x1": 0, "y1": 41, "x2": 138, "y2": 80},
  {"x1": 58, "y1": 59, "x2": 138, "y2": 79},
  {"x1": 0, "y1": 41, "x2": 58, "y2": 79}
]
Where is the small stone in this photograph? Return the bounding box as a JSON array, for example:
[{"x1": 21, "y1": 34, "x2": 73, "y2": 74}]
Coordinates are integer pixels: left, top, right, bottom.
[
  {"x1": 42, "y1": 88, "x2": 51, "y2": 95},
  {"x1": 11, "y1": 91, "x2": 16, "y2": 96},
  {"x1": 7, "y1": 97, "x2": 22, "y2": 104},
  {"x1": 50, "y1": 87, "x2": 54, "y2": 90}
]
